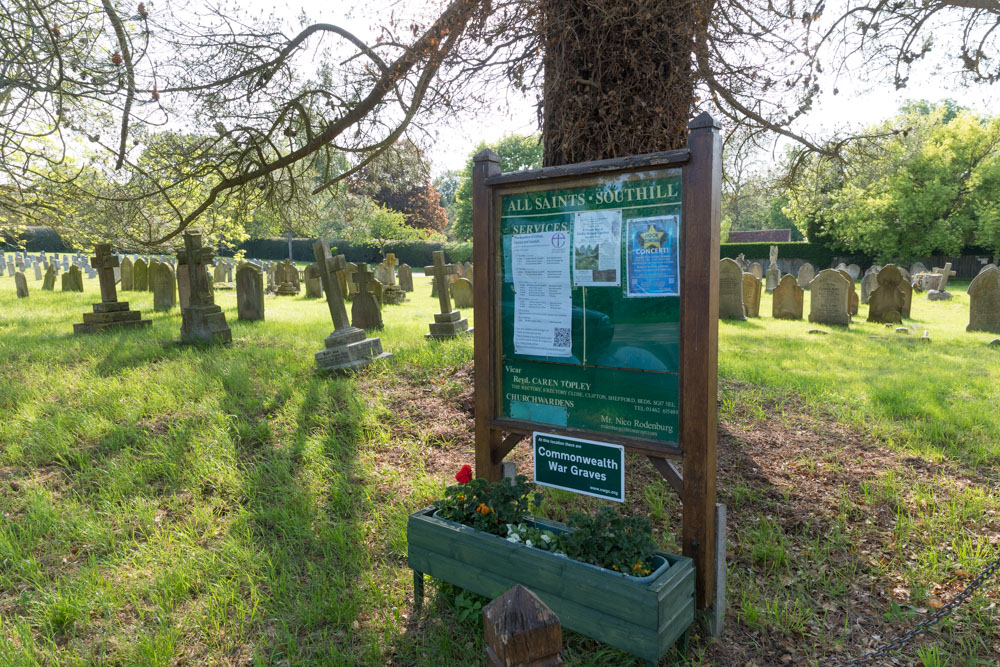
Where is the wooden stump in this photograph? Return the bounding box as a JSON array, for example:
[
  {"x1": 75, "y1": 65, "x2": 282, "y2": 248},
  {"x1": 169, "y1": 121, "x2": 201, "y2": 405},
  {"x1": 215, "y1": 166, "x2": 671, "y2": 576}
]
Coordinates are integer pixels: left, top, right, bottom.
[{"x1": 483, "y1": 585, "x2": 562, "y2": 667}]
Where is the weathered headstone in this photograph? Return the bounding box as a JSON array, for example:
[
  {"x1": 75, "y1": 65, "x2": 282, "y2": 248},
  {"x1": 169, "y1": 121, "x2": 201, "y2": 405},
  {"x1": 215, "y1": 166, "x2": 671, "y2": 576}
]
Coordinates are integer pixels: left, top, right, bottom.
[
  {"x1": 73, "y1": 244, "x2": 151, "y2": 333},
  {"x1": 151, "y1": 262, "x2": 177, "y2": 311},
  {"x1": 33, "y1": 263, "x2": 42, "y2": 281},
  {"x1": 808, "y1": 269, "x2": 851, "y2": 326},
  {"x1": 718, "y1": 258, "x2": 746, "y2": 320},
  {"x1": 213, "y1": 261, "x2": 228, "y2": 284},
  {"x1": 769, "y1": 245, "x2": 778, "y2": 266},
  {"x1": 345, "y1": 262, "x2": 358, "y2": 298},
  {"x1": 463, "y1": 261, "x2": 473, "y2": 279},
  {"x1": 910, "y1": 262, "x2": 927, "y2": 276},
  {"x1": 236, "y1": 264, "x2": 265, "y2": 321},
  {"x1": 764, "y1": 264, "x2": 780, "y2": 294},
  {"x1": 351, "y1": 263, "x2": 384, "y2": 330},
  {"x1": 797, "y1": 262, "x2": 815, "y2": 289},
  {"x1": 398, "y1": 263, "x2": 414, "y2": 292},
  {"x1": 931, "y1": 262, "x2": 956, "y2": 290},
  {"x1": 452, "y1": 277, "x2": 474, "y2": 309},
  {"x1": 860, "y1": 271, "x2": 878, "y2": 304},
  {"x1": 177, "y1": 263, "x2": 191, "y2": 309},
  {"x1": 177, "y1": 231, "x2": 232, "y2": 344},
  {"x1": 374, "y1": 263, "x2": 392, "y2": 285},
  {"x1": 370, "y1": 277, "x2": 384, "y2": 307},
  {"x1": 313, "y1": 241, "x2": 391, "y2": 372},
  {"x1": 897, "y1": 277, "x2": 913, "y2": 319},
  {"x1": 15, "y1": 271, "x2": 28, "y2": 298},
  {"x1": 120, "y1": 257, "x2": 134, "y2": 290},
  {"x1": 134, "y1": 258, "x2": 148, "y2": 290},
  {"x1": 837, "y1": 269, "x2": 859, "y2": 315},
  {"x1": 980, "y1": 263, "x2": 998, "y2": 275},
  {"x1": 42, "y1": 263, "x2": 56, "y2": 290},
  {"x1": 846, "y1": 264, "x2": 861, "y2": 281},
  {"x1": 867, "y1": 265, "x2": 906, "y2": 324},
  {"x1": 275, "y1": 259, "x2": 300, "y2": 295},
  {"x1": 61, "y1": 265, "x2": 84, "y2": 292},
  {"x1": 772, "y1": 274, "x2": 803, "y2": 320},
  {"x1": 741, "y1": 273, "x2": 761, "y2": 318},
  {"x1": 749, "y1": 262, "x2": 763, "y2": 280},
  {"x1": 304, "y1": 262, "x2": 324, "y2": 298},
  {"x1": 967, "y1": 266, "x2": 1000, "y2": 334},
  {"x1": 425, "y1": 250, "x2": 471, "y2": 338},
  {"x1": 381, "y1": 254, "x2": 406, "y2": 304}
]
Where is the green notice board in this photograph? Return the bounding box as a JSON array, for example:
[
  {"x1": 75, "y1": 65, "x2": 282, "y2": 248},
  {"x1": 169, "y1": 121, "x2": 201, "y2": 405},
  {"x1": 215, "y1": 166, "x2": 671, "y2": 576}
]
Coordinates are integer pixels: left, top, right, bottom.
[{"x1": 498, "y1": 169, "x2": 682, "y2": 444}]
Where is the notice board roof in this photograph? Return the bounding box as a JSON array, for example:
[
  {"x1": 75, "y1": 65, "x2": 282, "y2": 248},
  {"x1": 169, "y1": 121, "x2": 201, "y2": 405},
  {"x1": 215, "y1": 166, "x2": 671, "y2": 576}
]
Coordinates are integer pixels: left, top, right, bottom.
[{"x1": 484, "y1": 149, "x2": 691, "y2": 187}]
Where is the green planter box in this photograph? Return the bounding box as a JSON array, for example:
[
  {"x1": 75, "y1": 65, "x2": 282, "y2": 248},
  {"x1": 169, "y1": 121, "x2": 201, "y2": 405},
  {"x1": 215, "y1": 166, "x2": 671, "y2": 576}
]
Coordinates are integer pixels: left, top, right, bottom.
[{"x1": 407, "y1": 506, "x2": 695, "y2": 663}]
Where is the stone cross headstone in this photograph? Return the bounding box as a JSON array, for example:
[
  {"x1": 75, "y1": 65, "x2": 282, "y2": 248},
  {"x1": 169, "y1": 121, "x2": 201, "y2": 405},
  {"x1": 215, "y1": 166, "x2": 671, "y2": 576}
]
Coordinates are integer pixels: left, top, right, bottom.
[
  {"x1": 749, "y1": 262, "x2": 763, "y2": 280},
  {"x1": 797, "y1": 262, "x2": 815, "y2": 289},
  {"x1": 151, "y1": 262, "x2": 177, "y2": 311},
  {"x1": 931, "y1": 262, "x2": 956, "y2": 290},
  {"x1": 15, "y1": 271, "x2": 28, "y2": 298},
  {"x1": 134, "y1": 258, "x2": 148, "y2": 290},
  {"x1": 808, "y1": 269, "x2": 851, "y2": 326},
  {"x1": 452, "y1": 277, "x2": 474, "y2": 308},
  {"x1": 177, "y1": 231, "x2": 232, "y2": 344},
  {"x1": 867, "y1": 265, "x2": 905, "y2": 324},
  {"x1": 424, "y1": 250, "x2": 471, "y2": 338},
  {"x1": 742, "y1": 273, "x2": 761, "y2": 318},
  {"x1": 351, "y1": 263, "x2": 384, "y2": 330},
  {"x1": 73, "y1": 244, "x2": 151, "y2": 333},
  {"x1": 967, "y1": 266, "x2": 1000, "y2": 334},
  {"x1": 383, "y1": 253, "x2": 398, "y2": 286},
  {"x1": 765, "y1": 264, "x2": 780, "y2": 294},
  {"x1": 312, "y1": 241, "x2": 390, "y2": 372},
  {"x1": 718, "y1": 258, "x2": 746, "y2": 320},
  {"x1": 397, "y1": 263, "x2": 414, "y2": 292},
  {"x1": 772, "y1": 274, "x2": 803, "y2": 320},
  {"x1": 275, "y1": 259, "x2": 300, "y2": 295},
  {"x1": 769, "y1": 245, "x2": 778, "y2": 266},
  {"x1": 61, "y1": 265, "x2": 84, "y2": 292},
  {"x1": 236, "y1": 263, "x2": 265, "y2": 321},
  {"x1": 42, "y1": 263, "x2": 56, "y2": 290}
]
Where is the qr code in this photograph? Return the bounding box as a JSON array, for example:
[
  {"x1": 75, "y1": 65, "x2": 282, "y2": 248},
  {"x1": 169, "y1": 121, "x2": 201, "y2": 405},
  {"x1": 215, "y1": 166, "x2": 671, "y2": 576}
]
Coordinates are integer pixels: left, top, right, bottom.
[{"x1": 553, "y1": 327, "x2": 571, "y2": 348}]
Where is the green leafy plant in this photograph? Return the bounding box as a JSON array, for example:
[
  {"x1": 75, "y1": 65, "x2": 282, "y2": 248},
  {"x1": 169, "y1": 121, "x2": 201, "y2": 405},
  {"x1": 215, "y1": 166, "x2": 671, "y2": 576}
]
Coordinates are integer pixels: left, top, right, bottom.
[
  {"x1": 558, "y1": 506, "x2": 658, "y2": 576},
  {"x1": 435, "y1": 469, "x2": 540, "y2": 537}
]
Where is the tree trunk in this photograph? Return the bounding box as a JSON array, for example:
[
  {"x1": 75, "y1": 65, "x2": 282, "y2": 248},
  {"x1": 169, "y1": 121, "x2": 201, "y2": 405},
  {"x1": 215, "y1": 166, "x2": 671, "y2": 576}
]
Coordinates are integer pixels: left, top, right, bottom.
[{"x1": 540, "y1": 0, "x2": 706, "y2": 166}]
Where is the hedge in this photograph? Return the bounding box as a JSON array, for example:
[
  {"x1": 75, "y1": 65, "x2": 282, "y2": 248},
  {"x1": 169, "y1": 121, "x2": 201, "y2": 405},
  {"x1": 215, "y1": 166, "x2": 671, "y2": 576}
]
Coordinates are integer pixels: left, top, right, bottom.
[
  {"x1": 1, "y1": 226, "x2": 72, "y2": 252},
  {"x1": 230, "y1": 238, "x2": 472, "y2": 267}
]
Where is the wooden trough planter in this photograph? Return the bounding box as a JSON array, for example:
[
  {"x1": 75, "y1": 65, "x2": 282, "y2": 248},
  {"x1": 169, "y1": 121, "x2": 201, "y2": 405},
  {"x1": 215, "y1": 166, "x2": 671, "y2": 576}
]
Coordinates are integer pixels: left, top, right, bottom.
[{"x1": 408, "y1": 506, "x2": 695, "y2": 664}]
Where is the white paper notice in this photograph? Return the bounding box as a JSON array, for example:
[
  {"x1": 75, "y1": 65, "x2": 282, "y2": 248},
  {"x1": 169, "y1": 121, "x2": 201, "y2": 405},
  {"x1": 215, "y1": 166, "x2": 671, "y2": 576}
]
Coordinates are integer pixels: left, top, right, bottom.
[
  {"x1": 573, "y1": 210, "x2": 622, "y2": 286},
  {"x1": 512, "y1": 232, "x2": 572, "y2": 357}
]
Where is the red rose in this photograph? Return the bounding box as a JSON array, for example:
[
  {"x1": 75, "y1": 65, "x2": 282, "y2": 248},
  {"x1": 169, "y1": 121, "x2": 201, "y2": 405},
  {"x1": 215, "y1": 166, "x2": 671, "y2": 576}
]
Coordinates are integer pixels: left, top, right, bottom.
[{"x1": 455, "y1": 465, "x2": 472, "y2": 485}]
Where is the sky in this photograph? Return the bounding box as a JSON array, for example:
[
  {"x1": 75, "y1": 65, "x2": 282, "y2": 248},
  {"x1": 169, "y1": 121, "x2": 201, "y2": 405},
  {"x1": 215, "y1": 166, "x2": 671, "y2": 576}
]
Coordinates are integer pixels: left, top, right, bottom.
[{"x1": 244, "y1": 0, "x2": 1000, "y2": 175}]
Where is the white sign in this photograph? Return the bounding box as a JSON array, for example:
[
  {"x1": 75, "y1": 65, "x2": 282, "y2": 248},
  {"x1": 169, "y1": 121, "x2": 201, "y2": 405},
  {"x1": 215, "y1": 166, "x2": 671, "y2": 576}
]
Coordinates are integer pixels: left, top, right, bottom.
[{"x1": 512, "y1": 232, "x2": 573, "y2": 357}]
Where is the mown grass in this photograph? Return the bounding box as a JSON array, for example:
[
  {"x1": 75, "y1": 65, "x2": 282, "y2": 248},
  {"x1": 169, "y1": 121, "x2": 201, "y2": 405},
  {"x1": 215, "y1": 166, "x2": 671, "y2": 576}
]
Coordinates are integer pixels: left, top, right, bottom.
[{"x1": 0, "y1": 269, "x2": 998, "y2": 665}]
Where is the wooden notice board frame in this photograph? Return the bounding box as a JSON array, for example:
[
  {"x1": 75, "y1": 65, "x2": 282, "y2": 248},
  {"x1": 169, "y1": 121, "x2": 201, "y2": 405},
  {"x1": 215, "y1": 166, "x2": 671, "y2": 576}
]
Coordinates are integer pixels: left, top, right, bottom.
[{"x1": 472, "y1": 113, "x2": 722, "y2": 613}]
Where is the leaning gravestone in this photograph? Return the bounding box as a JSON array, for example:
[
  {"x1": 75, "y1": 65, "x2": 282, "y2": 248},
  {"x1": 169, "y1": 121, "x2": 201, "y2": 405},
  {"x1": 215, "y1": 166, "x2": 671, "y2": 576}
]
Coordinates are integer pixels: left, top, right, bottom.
[
  {"x1": 15, "y1": 271, "x2": 29, "y2": 298},
  {"x1": 134, "y1": 258, "x2": 148, "y2": 290},
  {"x1": 61, "y1": 265, "x2": 84, "y2": 292},
  {"x1": 236, "y1": 263, "x2": 265, "y2": 321},
  {"x1": 931, "y1": 262, "x2": 957, "y2": 290},
  {"x1": 741, "y1": 273, "x2": 761, "y2": 318},
  {"x1": 808, "y1": 269, "x2": 851, "y2": 326},
  {"x1": 351, "y1": 263, "x2": 384, "y2": 330},
  {"x1": 42, "y1": 263, "x2": 57, "y2": 290},
  {"x1": 397, "y1": 263, "x2": 414, "y2": 292},
  {"x1": 425, "y1": 250, "x2": 471, "y2": 339},
  {"x1": 718, "y1": 258, "x2": 746, "y2": 320},
  {"x1": 797, "y1": 262, "x2": 815, "y2": 289},
  {"x1": 313, "y1": 241, "x2": 390, "y2": 372},
  {"x1": 120, "y1": 257, "x2": 134, "y2": 290},
  {"x1": 73, "y1": 244, "x2": 151, "y2": 333},
  {"x1": 370, "y1": 277, "x2": 384, "y2": 307},
  {"x1": 452, "y1": 277, "x2": 474, "y2": 309},
  {"x1": 749, "y1": 262, "x2": 763, "y2": 280},
  {"x1": 837, "y1": 269, "x2": 859, "y2": 315},
  {"x1": 967, "y1": 266, "x2": 1000, "y2": 334},
  {"x1": 151, "y1": 262, "x2": 177, "y2": 311},
  {"x1": 860, "y1": 271, "x2": 878, "y2": 304},
  {"x1": 765, "y1": 264, "x2": 780, "y2": 294},
  {"x1": 178, "y1": 231, "x2": 232, "y2": 344},
  {"x1": 867, "y1": 265, "x2": 905, "y2": 324},
  {"x1": 772, "y1": 274, "x2": 803, "y2": 320},
  {"x1": 304, "y1": 262, "x2": 324, "y2": 298}
]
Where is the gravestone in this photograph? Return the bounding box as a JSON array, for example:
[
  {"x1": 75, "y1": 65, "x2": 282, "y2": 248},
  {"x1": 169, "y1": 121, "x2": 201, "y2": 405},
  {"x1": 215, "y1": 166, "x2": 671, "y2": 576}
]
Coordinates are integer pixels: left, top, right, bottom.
[
  {"x1": 236, "y1": 264, "x2": 265, "y2": 321},
  {"x1": 454, "y1": 261, "x2": 465, "y2": 278},
  {"x1": 33, "y1": 263, "x2": 42, "y2": 281},
  {"x1": 15, "y1": 272, "x2": 28, "y2": 298},
  {"x1": 867, "y1": 265, "x2": 906, "y2": 324},
  {"x1": 797, "y1": 262, "x2": 815, "y2": 289},
  {"x1": 425, "y1": 250, "x2": 471, "y2": 338},
  {"x1": 860, "y1": 272, "x2": 878, "y2": 304},
  {"x1": 345, "y1": 262, "x2": 358, "y2": 298},
  {"x1": 735, "y1": 253, "x2": 746, "y2": 270},
  {"x1": 749, "y1": 262, "x2": 763, "y2": 280},
  {"x1": 846, "y1": 264, "x2": 861, "y2": 281},
  {"x1": 897, "y1": 278, "x2": 913, "y2": 319},
  {"x1": 463, "y1": 261, "x2": 473, "y2": 279},
  {"x1": 370, "y1": 277, "x2": 384, "y2": 307},
  {"x1": 741, "y1": 273, "x2": 761, "y2": 318},
  {"x1": 837, "y1": 269, "x2": 859, "y2": 315},
  {"x1": 718, "y1": 258, "x2": 746, "y2": 320},
  {"x1": 910, "y1": 262, "x2": 927, "y2": 276},
  {"x1": 898, "y1": 267, "x2": 910, "y2": 282},
  {"x1": 73, "y1": 244, "x2": 152, "y2": 333},
  {"x1": 772, "y1": 274, "x2": 803, "y2": 320},
  {"x1": 313, "y1": 241, "x2": 390, "y2": 372},
  {"x1": 375, "y1": 263, "x2": 392, "y2": 285},
  {"x1": 120, "y1": 257, "x2": 134, "y2": 290},
  {"x1": 398, "y1": 263, "x2": 414, "y2": 292},
  {"x1": 808, "y1": 269, "x2": 851, "y2": 326},
  {"x1": 177, "y1": 231, "x2": 232, "y2": 344},
  {"x1": 213, "y1": 261, "x2": 228, "y2": 283},
  {"x1": 980, "y1": 263, "x2": 998, "y2": 275},
  {"x1": 764, "y1": 264, "x2": 780, "y2": 294},
  {"x1": 381, "y1": 253, "x2": 406, "y2": 304},
  {"x1": 147, "y1": 259, "x2": 159, "y2": 292},
  {"x1": 769, "y1": 245, "x2": 778, "y2": 266},
  {"x1": 134, "y1": 258, "x2": 148, "y2": 290},
  {"x1": 967, "y1": 266, "x2": 1000, "y2": 334},
  {"x1": 42, "y1": 263, "x2": 56, "y2": 290},
  {"x1": 177, "y1": 264, "x2": 191, "y2": 309},
  {"x1": 151, "y1": 262, "x2": 177, "y2": 311},
  {"x1": 275, "y1": 259, "x2": 300, "y2": 295},
  {"x1": 351, "y1": 263, "x2": 384, "y2": 330},
  {"x1": 931, "y1": 262, "x2": 956, "y2": 290},
  {"x1": 61, "y1": 266, "x2": 84, "y2": 292},
  {"x1": 304, "y1": 262, "x2": 324, "y2": 298},
  {"x1": 452, "y1": 277, "x2": 474, "y2": 309}
]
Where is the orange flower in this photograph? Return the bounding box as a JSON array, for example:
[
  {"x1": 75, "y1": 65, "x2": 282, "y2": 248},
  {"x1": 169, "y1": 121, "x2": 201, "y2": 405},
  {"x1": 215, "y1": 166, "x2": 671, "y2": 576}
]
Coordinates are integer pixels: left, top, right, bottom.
[{"x1": 476, "y1": 503, "x2": 492, "y2": 515}]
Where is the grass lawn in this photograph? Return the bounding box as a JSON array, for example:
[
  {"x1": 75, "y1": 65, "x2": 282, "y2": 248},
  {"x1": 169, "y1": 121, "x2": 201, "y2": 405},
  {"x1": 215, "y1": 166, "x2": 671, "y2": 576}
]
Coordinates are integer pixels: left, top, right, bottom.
[{"x1": 0, "y1": 269, "x2": 998, "y2": 665}]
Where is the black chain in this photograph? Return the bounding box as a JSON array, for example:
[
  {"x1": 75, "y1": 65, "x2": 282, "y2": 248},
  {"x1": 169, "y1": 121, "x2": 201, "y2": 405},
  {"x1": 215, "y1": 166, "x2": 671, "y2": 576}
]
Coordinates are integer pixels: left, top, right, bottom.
[{"x1": 839, "y1": 551, "x2": 1000, "y2": 666}]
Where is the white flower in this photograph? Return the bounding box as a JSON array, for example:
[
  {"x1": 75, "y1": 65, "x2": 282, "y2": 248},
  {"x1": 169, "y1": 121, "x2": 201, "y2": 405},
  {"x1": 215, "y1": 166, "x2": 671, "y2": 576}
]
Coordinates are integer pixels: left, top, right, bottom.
[
  {"x1": 525, "y1": 540, "x2": 533, "y2": 548},
  {"x1": 508, "y1": 532, "x2": 520, "y2": 542},
  {"x1": 541, "y1": 534, "x2": 552, "y2": 544},
  {"x1": 507, "y1": 536, "x2": 519, "y2": 543}
]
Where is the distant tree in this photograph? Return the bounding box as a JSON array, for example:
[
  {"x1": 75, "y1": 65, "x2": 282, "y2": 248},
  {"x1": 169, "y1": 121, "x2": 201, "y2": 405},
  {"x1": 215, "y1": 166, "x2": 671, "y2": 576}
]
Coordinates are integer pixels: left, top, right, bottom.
[{"x1": 451, "y1": 133, "x2": 543, "y2": 240}]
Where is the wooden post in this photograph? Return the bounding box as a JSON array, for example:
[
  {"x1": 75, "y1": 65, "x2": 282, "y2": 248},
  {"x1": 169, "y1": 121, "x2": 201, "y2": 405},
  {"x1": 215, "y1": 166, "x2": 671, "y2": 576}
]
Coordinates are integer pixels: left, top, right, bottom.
[
  {"x1": 483, "y1": 585, "x2": 562, "y2": 667},
  {"x1": 473, "y1": 149, "x2": 502, "y2": 481},
  {"x1": 680, "y1": 112, "x2": 722, "y2": 617}
]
